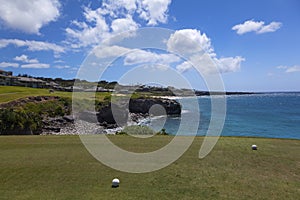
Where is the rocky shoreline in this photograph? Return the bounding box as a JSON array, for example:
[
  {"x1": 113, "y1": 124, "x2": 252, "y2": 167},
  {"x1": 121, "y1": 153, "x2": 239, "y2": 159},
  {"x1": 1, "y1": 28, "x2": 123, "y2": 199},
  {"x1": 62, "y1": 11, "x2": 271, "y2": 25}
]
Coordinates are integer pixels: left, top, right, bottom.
[
  {"x1": 42, "y1": 97, "x2": 181, "y2": 135},
  {"x1": 41, "y1": 112, "x2": 149, "y2": 135},
  {"x1": 0, "y1": 95, "x2": 181, "y2": 135}
]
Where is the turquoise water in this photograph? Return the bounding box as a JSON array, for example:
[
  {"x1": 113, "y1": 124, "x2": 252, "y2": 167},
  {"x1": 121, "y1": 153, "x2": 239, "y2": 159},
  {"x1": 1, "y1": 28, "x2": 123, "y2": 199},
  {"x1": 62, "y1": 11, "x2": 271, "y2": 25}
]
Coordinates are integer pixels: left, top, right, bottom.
[{"x1": 145, "y1": 93, "x2": 300, "y2": 139}]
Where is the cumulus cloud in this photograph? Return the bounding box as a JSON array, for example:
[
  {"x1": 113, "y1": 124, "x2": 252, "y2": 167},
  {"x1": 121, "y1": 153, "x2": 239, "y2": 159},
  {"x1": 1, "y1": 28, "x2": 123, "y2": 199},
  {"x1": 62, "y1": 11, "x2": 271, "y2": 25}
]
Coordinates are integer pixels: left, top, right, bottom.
[
  {"x1": 176, "y1": 61, "x2": 193, "y2": 73},
  {"x1": 111, "y1": 16, "x2": 139, "y2": 34},
  {"x1": 176, "y1": 56, "x2": 244, "y2": 74},
  {"x1": 167, "y1": 29, "x2": 244, "y2": 74},
  {"x1": 257, "y1": 21, "x2": 282, "y2": 34},
  {"x1": 0, "y1": 62, "x2": 19, "y2": 68},
  {"x1": 101, "y1": 0, "x2": 171, "y2": 25},
  {"x1": 124, "y1": 49, "x2": 180, "y2": 65},
  {"x1": 232, "y1": 20, "x2": 282, "y2": 35},
  {"x1": 93, "y1": 45, "x2": 131, "y2": 58},
  {"x1": 66, "y1": 0, "x2": 172, "y2": 48},
  {"x1": 66, "y1": 7, "x2": 110, "y2": 48},
  {"x1": 0, "y1": 39, "x2": 64, "y2": 54},
  {"x1": 277, "y1": 65, "x2": 300, "y2": 73},
  {"x1": 13, "y1": 54, "x2": 52, "y2": 69},
  {"x1": 167, "y1": 29, "x2": 214, "y2": 56},
  {"x1": 184, "y1": 54, "x2": 220, "y2": 74},
  {"x1": 21, "y1": 63, "x2": 49, "y2": 69},
  {"x1": 14, "y1": 54, "x2": 38, "y2": 63},
  {"x1": 137, "y1": 0, "x2": 172, "y2": 25},
  {"x1": 213, "y1": 56, "x2": 245, "y2": 73},
  {"x1": 0, "y1": 0, "x2": 60, "y2": 34}
]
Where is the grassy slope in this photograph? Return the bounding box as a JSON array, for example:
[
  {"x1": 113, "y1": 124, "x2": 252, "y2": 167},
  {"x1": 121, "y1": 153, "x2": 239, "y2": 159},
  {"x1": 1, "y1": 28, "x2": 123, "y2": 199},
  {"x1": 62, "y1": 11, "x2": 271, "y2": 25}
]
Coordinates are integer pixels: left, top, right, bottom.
[
  {"x1": 0, "y1": 136, "x2": 299, "y2": 200},
  {"x1": 0, "y1": 86, "x2": 111, "y2": 103},
  {"x1": 0, "y1": 86, "x2": 71, "y2": 103}
]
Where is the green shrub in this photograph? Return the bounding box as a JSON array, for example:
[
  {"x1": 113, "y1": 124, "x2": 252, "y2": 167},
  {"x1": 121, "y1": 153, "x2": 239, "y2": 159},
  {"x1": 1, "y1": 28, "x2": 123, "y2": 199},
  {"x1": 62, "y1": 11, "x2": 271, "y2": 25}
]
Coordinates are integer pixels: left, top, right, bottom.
[
  {"x1": 121, "y1": 125, "x2": 155, "y2": 135},
  {"x1": 0, "y1": 109, "x2": 42, "y2": 135},
  {"x1": 157, "y1": 128, "x2": 169, "y2": 135},
  {"x1": 0, "y1": 97, "x2": 72, "y2": 135}
]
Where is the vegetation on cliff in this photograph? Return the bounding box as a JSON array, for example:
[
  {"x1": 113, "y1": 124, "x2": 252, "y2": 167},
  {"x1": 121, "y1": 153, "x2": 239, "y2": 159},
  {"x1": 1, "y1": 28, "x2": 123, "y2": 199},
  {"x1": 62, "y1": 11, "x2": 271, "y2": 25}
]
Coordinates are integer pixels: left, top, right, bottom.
[
  {"x1": 0, "y1": 86, "x2": 181, "y2": 135},
  {"x1": 0, "y1": 97, "x2": 71, "y2": 135}
]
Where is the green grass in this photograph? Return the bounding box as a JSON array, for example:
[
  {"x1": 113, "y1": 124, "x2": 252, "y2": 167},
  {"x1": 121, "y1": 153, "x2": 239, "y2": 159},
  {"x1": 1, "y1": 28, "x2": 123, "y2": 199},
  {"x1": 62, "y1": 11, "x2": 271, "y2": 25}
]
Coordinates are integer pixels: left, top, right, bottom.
[
  {"x1": 0, "y1": 136, "x2": 299, "y2": 200},
  {"x1": 0, "y1": 86, "x2": 71, "y2": 103},
  {"x1": 0, "y1": 86, "x2": 111, "y2": 104}
]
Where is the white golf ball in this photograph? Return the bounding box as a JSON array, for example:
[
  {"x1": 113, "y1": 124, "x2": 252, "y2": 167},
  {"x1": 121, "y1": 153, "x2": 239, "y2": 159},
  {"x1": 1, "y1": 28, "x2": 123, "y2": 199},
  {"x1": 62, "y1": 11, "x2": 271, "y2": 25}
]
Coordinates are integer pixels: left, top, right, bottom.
[{"x1": 112, "y1": 178, "x2": 120, "y2": 187}]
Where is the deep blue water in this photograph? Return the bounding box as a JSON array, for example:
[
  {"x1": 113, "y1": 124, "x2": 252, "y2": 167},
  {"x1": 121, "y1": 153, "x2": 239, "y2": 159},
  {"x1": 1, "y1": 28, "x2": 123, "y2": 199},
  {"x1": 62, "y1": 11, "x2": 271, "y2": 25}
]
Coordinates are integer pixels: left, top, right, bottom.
[{"x1": 143, "y1": 93, "x2": 300, "y2": 139}]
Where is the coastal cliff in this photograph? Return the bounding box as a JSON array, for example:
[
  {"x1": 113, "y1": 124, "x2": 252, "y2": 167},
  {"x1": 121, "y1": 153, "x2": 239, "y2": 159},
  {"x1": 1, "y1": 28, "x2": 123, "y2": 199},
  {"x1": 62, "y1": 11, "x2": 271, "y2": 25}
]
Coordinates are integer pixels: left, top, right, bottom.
[
  {"x1": 0, "y1": 96, "x2": 181, "y2": 135},
  {"x1": 78, "y1": 97, "x2": 181, "y2": 128},
  {"x1": 129, "y1": 98, "x2": 181, "y2": 115}
]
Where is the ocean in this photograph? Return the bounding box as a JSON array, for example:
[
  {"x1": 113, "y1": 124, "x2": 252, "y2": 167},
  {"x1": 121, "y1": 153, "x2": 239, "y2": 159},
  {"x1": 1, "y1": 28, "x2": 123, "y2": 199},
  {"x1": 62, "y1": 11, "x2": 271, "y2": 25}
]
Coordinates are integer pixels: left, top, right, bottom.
[{"x1": 141, "y1": 92, "x2": 300, "y2": 140}]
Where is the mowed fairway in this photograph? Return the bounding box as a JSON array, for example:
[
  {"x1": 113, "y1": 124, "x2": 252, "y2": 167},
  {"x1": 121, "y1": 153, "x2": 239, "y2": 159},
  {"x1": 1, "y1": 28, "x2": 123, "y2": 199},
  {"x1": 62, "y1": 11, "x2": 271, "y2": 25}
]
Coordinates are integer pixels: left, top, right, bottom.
[{"x1": 0, "y1": 136, "x2": 299, "y2": 200}]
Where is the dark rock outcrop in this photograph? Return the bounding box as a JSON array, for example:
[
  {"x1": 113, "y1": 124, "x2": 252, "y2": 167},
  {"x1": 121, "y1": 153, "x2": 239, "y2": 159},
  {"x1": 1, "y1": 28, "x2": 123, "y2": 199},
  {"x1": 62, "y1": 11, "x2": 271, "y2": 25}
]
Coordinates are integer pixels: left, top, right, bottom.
[
  {"x1": 42, "y1": 116, "x2": 75, "y2": 134},
  {"x1": 77, "y1": 104, "x2": 129, "y2": 127},
  {"x1": 78, "y1": 97, "x2": 181, "y2": 127},
  {"x1": 97, "y1": 103, "x2": 129, "y2": 126},
  {"x1": 129, "y1": 98, "x2": 181, "y2": 115}
]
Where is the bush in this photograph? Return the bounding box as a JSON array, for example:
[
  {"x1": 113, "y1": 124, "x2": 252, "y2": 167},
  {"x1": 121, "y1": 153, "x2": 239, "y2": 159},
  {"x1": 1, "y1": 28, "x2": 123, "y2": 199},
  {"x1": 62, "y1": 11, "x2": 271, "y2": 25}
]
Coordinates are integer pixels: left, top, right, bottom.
[
  {"x1": 157, "y1": 128, "x2": 168, "y2": 135},
  {"x1": 116, "y1": 126, "x2": 169, "y2": 136},
  {"x1": 120, "y1": 125, "x2": 155, "y2": 135},
  {"x1": 0, "y1": 109, "x2": 42, "y2": 135},
  {"x1": 0, "y1": 97, "x2": 72, "y2": 135}
]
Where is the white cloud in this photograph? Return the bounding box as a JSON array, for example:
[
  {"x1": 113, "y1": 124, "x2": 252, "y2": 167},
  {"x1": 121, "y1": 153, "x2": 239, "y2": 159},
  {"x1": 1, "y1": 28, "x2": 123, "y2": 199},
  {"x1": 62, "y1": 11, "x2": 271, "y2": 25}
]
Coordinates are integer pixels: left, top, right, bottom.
[
  {"x1": 257, "y1": 21, "x2": 282, "y2": 34},
  {"x1": 232, "y1": 20, "x2": 282, "y2": 35},
  {"x1": 176, "y1": 56, "x2": 244, "y2": 74},
  {"x1": 176, "y1": 61, "x2": 193, "y2": 73},
  {"x1": 137, "y1": 0, "x2": 172, "y2": 25},
  {"x1": 286, "y1": 66, "x2": 300, "y2": 73},
  {"x1": 167, "y1": 29, "x2": 214, "y2": 56},
  {"x1": 0, "y1": 39, "x2": 64, "y2": 54},
  {"x1": 93, "y1": 45, "x2": 131, "y2": 58},
  {"x1": 65, "y1": 0, "x2": 172, "y2": 48},
  {"x1": 21, "y1": 63, "x2": 50, "y2": 69},
  {"x1": 0, "y1": 0, "x2": 60, "y2": 34},
  {"x1": 14, "y1": 54, "x2": 38, "y2": 63},
  {"x1": 101, "y1": 0, "x2": 171, "y2": 25},
  {"x1": 54, "y1": 65, "x2": 71, "y2": 69},
  {"x1": 277, "y1": 65, "x2": 300, "y2": 73},
  {"x1": 124, "y1": 49, "x2": 180, "y2": 65},
  {"x1": 186, "y1": 54, "x2": 219, "y2": 74},
  {"x1": 111, "y1": 16, "x2": 139, "y2": 34},
  {"x1": 65, "y1": 7, "x2": 110, "y2": 48},
  {"x1": 276, "y1": 65, "x2": 287, "y2": 69},
  {"x1": 232, "y1": 20, "x2": 264, "y2": 35},
  {"x1": 101, "y1": 0, "x2": 138, "y2": 17},
  {"x1": 0, "y1": 62, "x2": 19, "y2": 68},
  {"x1": 142, "y1": 63, "x2": 170, "y2": 71},
  {"x1": 169, "y1": 29, "x2": 245, "y2": 74},
  {"x1": 54, "y1": 60, "x2": 64, "y2": 63},
  {"x1": 214, "y1": 56, "x2": 245, "y2": 73}
]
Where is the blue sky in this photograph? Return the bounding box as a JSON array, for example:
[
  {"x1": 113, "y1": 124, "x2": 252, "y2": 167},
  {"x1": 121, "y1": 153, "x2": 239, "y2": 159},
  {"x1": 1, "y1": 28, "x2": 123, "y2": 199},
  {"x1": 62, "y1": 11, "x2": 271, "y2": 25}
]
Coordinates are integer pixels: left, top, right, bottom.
[{"x1": 0, "y1": 0, "x2": 299, "y2": 92}]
